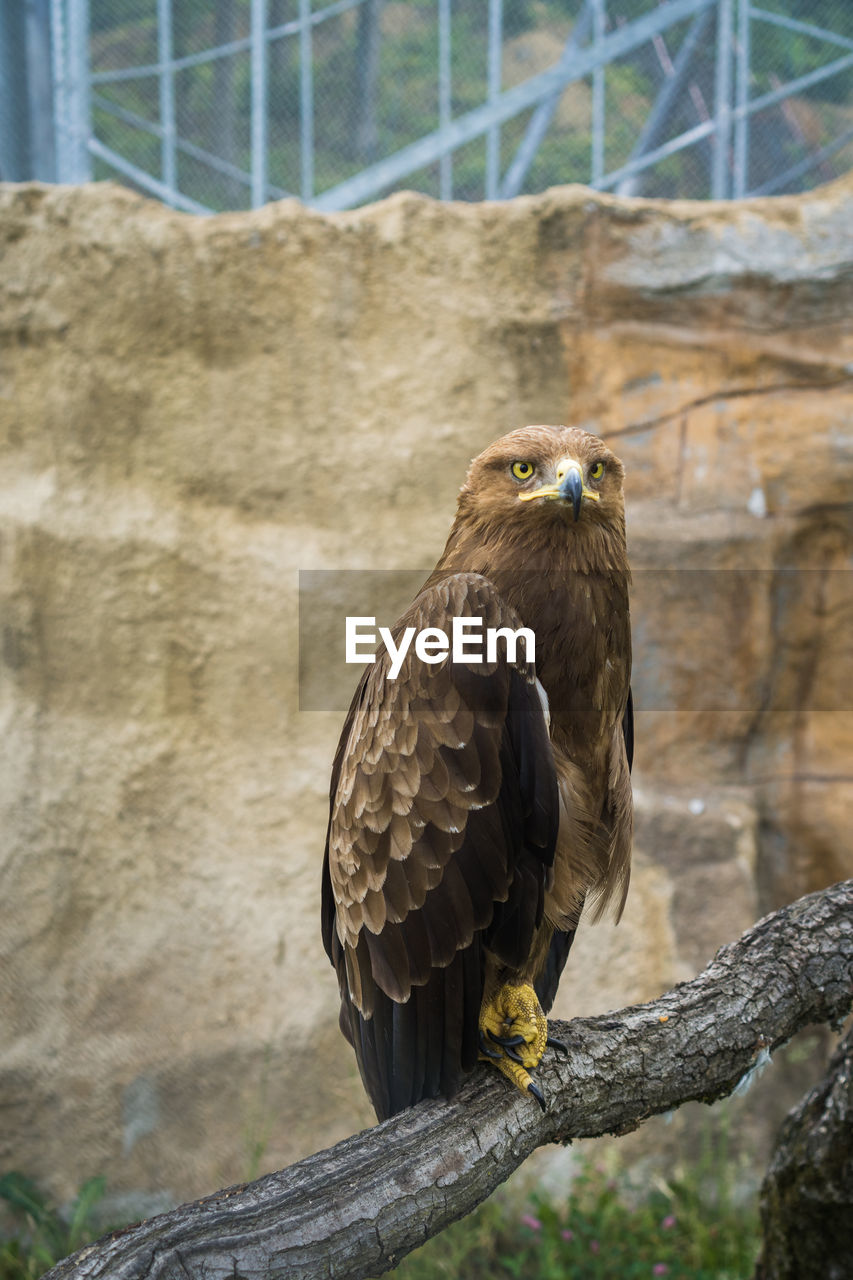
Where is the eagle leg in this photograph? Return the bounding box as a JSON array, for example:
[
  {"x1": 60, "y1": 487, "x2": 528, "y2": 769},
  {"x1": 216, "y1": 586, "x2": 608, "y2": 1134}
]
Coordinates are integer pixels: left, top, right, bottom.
[{"x1": 477, "y1": 982, "x2": 549, "y2": 1105}]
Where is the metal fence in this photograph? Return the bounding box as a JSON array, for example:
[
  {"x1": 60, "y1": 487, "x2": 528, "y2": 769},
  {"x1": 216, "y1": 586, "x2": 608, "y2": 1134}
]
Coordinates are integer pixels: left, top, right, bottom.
[{"x1": 3, "y1": 1, "x2": 853, "y2": 213}]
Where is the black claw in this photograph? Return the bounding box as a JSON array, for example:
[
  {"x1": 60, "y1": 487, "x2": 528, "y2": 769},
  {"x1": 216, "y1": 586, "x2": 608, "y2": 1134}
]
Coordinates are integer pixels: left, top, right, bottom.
[
  {"x1": 486, "y1": 1029, "x2": 526, "y2": 1048},
  {"x1": 478, "y1": 1031, "x2": 502, "y2": 1060},
  {"x1": 527, "y1": 1081, "x2": 546, "y2": 1112},
  {"x1": 484, "y1": 1029, "x2": 531, "y2": 1063},
  {"x1": 546, "y1": 1035, "x2": 569, "y2": 1056}
]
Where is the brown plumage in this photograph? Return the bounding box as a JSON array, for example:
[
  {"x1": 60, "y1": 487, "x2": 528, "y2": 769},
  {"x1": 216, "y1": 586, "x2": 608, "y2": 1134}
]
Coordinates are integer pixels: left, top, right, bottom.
[{"x1": 321, "y1": 425, "x2": 633, "y2": 1119}]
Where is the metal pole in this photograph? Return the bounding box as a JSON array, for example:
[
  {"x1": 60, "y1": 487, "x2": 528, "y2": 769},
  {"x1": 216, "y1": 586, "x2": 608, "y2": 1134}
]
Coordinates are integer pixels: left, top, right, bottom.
[
  {"x1": 252, "y1": 0, "x2": 269, "y2": 208},
  {"x1": 485, "y1": 0, "x2": 502, "y2": 199},
  {"x1": 50, "y1": 0, "x2": 68, "y2": 181},
  {"x1": 1, "y1": 0, "x2": 58, "y2": 181},
  {"x1": 0, "y1": 3, "x2": 29, "y2": 179},
  {"x1": 732, "y1": 0, "x2": 749, "y2": 197},
  {"x1": 157, "y1": 0, "x2": 177, "y2": 195},
  {"x1": 354, "y1": 0, "x2": 382, "y2": 162},
  {"x1": 438, "y1": 0, "x2": 451, "y2": 200},
  {"x1": 712, "y1": 0, "x2": 732, "y2": 198},
  {"x1": 88, "y1": 135, "x2": 213, "y2": 212},
  {"x1": 298, "y1": 0, "x2": 313, "y2": 201},
  {"x1": 65, "y1": 0, "x2": 91, "y2": 180},
  {"x1": 591, "y1": 0, "x2": 605, "y2": 185},
  {"x1": 616, "y1": 6, "x2": 713, "y2": 197}
]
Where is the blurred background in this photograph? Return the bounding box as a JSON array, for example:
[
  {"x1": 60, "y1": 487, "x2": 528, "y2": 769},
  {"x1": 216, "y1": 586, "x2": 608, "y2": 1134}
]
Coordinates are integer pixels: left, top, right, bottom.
[
  {"x1": 1, "y1": 3, "x2": 852, "y2": 1277},
  {"x1": 4, "y1": 0, "x2": 853, "y2": 211}
]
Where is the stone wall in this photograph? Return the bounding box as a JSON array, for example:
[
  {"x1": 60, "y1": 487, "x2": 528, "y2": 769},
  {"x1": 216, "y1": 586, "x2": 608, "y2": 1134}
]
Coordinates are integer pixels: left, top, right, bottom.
[{"x1": 1, "y1": 177, "x2": 851, "y2": 1209}]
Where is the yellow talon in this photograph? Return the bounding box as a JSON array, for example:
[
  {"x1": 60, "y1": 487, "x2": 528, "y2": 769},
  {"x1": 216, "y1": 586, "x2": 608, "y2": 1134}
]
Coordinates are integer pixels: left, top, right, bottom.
[{"x1": 478, "y1": 982, "x2": 549, "y2": 1101}]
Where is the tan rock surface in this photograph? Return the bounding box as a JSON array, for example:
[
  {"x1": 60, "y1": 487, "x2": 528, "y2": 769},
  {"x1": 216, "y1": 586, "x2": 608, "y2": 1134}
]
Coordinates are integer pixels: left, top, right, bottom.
[{"x1": 1, "y1": 177, "x2": 851, "y2": 1208}]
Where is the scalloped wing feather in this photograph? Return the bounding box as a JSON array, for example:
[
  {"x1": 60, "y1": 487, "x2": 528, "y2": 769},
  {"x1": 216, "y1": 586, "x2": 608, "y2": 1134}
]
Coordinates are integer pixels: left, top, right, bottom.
[{"x1": 327, "y1": 575, "x2": 551, "y2": 1005}]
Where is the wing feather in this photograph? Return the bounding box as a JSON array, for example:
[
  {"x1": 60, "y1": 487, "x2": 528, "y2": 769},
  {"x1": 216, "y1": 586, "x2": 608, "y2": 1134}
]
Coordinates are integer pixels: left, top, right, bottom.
[{"x1": 321, "y1": 572, "x2": 560, "y2": 1118}]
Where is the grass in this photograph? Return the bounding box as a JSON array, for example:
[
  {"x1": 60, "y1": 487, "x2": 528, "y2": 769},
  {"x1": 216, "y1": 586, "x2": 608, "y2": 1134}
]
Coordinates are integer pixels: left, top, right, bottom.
[
  {"x1": 0, "y1": 1120, "x2": 760, "y2": 1279},
  {"x1": 0, "y1": 1172, "x2": 111, "y2": 1280}
]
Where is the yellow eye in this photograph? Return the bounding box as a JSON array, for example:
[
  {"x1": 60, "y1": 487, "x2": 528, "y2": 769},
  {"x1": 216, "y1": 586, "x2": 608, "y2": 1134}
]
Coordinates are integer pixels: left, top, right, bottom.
[
  {"x1": 590, "y1": 461, "x2": 605, "y2": 480},
  {"x1": 511, "y1": 460, "x2": 534, "y2": 481}
]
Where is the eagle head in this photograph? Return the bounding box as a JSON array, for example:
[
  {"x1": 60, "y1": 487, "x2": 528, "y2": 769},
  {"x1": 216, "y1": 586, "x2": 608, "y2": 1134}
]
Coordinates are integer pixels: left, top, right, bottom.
[{"x1": 457, "y1": 424, "x2": 626, "y2": 535}]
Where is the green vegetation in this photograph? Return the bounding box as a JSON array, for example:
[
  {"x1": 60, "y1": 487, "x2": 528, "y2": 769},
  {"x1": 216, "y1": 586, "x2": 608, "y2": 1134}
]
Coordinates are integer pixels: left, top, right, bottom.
[
  {"x1": 0, "y1": 1172, "x2": 111, "y2": 1280},
  {"x1": 87, "y1": 0, "x2": 853, "y2": 210}
]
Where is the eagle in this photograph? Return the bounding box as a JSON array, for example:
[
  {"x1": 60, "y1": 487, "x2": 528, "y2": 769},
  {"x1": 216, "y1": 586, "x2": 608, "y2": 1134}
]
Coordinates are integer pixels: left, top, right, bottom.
[{"x1": 321, "y1": 425, "x2": 633, "y2": 1119}]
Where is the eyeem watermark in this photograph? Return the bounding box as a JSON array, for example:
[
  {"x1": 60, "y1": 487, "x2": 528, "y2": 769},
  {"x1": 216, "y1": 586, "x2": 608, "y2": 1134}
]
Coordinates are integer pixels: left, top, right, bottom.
[
  {"x1": 298, "y1": 568, "x2": 853, "y2": 712},
  {"x1": 346, "y1": 616, "x2": 536, "y2": 679}
]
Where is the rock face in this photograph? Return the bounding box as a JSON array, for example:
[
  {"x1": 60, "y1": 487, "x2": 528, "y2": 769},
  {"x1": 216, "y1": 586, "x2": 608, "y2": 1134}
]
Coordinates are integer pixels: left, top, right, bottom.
[{"x1": 0, "y1": 178, "x2": 851, "y2": 1206}]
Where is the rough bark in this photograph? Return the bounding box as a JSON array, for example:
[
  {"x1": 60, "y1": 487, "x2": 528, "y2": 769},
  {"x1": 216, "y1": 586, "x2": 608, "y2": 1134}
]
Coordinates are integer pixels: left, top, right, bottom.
[
  {"x1": 45, "y1": 881, "x2": 852, "y2": 1280},
  {"x1": 755, "y1": 1022, "x2": 853, "y2": 1280}
]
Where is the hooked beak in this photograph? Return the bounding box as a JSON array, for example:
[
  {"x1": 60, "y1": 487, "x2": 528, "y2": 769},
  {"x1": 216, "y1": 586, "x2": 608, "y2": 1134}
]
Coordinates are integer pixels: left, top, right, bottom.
[
  {"x1": 559, "y1": 465, "x2": 584, "y2": 522},
  {"x1": 518, "y1": 456, "x2": 600, "y2": 522}
]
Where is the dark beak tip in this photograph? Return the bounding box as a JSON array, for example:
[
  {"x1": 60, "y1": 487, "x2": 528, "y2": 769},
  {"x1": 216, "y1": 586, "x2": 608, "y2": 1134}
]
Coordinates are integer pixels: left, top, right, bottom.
[{"x1": 559, "y1": 471, "x2": 584, "y2": 521}]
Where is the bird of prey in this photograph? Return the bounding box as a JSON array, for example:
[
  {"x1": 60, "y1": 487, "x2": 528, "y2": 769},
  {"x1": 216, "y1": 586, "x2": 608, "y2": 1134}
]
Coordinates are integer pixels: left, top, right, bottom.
[{"x1": 321, "y1": 425, "x2": 633, "y2": 1119}]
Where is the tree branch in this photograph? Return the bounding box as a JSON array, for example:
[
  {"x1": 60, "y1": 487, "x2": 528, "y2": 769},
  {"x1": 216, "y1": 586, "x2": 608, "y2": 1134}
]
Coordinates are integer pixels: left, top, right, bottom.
[
  {"x1": 46, "y1": 881, "x2": 853, "y2": 1280},
  {"x1": 755, "y1": 1023, "x2": 853, "y2": 1279}
]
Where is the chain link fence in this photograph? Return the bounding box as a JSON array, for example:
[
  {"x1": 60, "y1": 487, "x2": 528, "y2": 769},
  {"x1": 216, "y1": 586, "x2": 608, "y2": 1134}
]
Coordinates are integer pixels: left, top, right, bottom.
[{"x1": 3, "y1": 1, "x2": 853, "y2": 212}]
